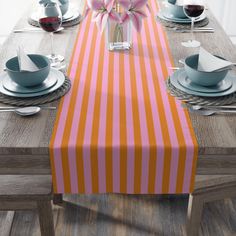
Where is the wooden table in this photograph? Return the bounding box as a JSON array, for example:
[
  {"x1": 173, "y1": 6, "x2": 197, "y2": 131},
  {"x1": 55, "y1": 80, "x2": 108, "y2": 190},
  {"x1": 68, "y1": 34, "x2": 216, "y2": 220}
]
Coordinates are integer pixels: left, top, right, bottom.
[{"x1": 0, "y1": 1, "x2": 236, "y2": 178}]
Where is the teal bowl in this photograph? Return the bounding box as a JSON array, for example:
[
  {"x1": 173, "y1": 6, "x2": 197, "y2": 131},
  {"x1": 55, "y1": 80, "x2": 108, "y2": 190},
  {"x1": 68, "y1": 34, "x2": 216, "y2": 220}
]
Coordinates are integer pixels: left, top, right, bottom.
[
  {"x1": 5, "y1": 54, "x2": 50, "y2": 87},
  {"x1": 167, "y1": 1, "x2": 186, "y2": 19},
  {"x1": 168, "y1": 0, "x2": 176, "y2": 4},
  {"x1": 60, "y1": 2, "x2": 69, "y2": 16},
  {"x1": 184, "y1": 54, "x2": 229, "y2": 87}
]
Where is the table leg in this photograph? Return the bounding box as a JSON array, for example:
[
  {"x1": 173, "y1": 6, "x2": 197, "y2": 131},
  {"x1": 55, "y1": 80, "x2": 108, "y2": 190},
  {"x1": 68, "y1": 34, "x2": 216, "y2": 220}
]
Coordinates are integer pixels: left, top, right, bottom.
[
  {"x1": 53, "y1": 194, "x2": 63, "y2": 204},
  {"x1": 186, "y1": 194, "x2": 204, "y2": 236},
  {"x1": 37, "y1": 200, "x2": 55, "y2": 236}
]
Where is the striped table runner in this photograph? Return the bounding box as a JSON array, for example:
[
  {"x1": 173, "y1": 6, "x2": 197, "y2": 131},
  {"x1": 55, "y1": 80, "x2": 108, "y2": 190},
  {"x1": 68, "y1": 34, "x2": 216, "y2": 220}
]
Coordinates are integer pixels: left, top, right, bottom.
[{"x1": 50, "y1": 0, "x2": 198, "y2": 194}]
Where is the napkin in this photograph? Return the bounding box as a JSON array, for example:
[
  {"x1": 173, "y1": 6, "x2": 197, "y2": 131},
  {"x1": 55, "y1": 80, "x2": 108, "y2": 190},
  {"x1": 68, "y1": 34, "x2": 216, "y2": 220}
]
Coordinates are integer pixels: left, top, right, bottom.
[
  {"x1": 198, "y1": 47, "x2": 232, "y2": 72},
  {"x1": 17, "y1": 46, "x2": 39, "y2": 72}
]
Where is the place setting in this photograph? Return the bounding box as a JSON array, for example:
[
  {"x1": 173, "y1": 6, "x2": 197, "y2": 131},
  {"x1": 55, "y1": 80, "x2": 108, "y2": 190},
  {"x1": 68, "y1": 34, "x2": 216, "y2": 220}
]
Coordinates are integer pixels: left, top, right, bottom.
[
  {"x1": 166, "y1": 47, "x2": 236, "y2": 116},
  {"x1": 28, "y1": 0, "x2": 82, "y2": 28},
  {"x1": 0, "y1": 43, "x2": 70, "y2": 113},
  {"x1": 156, "y1": 0, "x2": 214, "y2": 41}
]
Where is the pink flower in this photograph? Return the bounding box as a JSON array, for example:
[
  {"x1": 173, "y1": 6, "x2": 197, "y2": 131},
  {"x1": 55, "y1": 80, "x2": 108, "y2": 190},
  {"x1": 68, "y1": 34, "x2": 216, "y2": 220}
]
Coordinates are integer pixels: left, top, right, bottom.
[
  {"x1": 119, "y1": 0, "x2": 148, "y2": 32},
  {"x1": 86, "y1": 0, "x2": 121, "y2": 32}
]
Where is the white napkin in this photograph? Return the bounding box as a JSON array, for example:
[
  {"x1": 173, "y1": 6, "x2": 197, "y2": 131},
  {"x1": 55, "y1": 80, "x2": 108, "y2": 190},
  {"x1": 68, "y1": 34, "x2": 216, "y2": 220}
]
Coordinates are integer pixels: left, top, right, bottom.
[
  {"x1": 17, "y1": 46, "x2": 39, "y2": 72},
  {"x1": 198, "y1": 47, "x2": 232, "y2": 72}
]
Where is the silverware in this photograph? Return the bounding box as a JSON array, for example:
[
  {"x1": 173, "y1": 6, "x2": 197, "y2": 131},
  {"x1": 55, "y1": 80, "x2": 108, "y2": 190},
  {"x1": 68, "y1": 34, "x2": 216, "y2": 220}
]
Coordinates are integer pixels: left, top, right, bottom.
[
  {"x1": 0, "y1": 107, "x2": 41, "y2": 116},
  {"x1": 169, "y1": 67, "x2": 181, "y2": 70},
  {"x1": 0, "y1": 106, "x2": 56, "y2": 110},
  {"x1": 174, "y1": 29, "x2": 215, "y2": 33},
  {"x1": 0, "y1": 106, "x2": 56, "y2": 116},
  {"x1": 182, "y1": 104, "x2": 236, "y2": 110},
  {"x1": 171, "y1": 27, "x2": 214, "y2": 31},
  {"x1": 191, "y1": 105, "x2": 236, "y2": 110},
  {"x1": 14, "y1": 27, "x2": 64, "y2": 33},
  {"x1": 188, "y1": 107, "x2": 236, "y2": 116}
]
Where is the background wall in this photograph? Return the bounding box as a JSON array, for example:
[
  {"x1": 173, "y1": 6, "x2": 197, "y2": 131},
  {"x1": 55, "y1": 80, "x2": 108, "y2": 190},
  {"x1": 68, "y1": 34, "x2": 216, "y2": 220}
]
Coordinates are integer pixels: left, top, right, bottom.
[
  {"x1": 0, "y1": 0, "x2": 236, "y2": 45},
  {"x1": 207, "y1": 0, "x2": 236, "y2": 44},
  {"x1": 0, "y1": 0, "x2": 32, "y2": 44}
]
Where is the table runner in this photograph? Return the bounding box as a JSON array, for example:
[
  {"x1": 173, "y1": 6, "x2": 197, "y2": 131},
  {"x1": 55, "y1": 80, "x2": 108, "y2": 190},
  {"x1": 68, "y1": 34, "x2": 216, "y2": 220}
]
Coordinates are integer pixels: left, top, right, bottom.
[{"x1": 50, "y1": 0, "x2": 198, "y2": 194}]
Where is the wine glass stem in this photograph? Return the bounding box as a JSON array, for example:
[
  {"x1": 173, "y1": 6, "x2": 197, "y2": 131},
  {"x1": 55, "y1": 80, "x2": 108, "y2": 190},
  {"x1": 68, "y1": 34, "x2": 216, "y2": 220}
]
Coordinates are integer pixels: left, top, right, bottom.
[
  {"x1": 191, "y1": 18, "x2": 194, "y2": 42},
  {"x1": 50, "y1": 32, "x2": 55, "y2": 59}
]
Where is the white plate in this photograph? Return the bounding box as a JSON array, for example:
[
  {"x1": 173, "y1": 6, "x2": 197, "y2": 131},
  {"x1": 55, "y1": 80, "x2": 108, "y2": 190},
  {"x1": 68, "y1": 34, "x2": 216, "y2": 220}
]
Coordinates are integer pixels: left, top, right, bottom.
[
  {"x1": 157, "y1": 11, "x2": 206, "y2": 24},
  {"x1": 30, "y1": 6, "x2": 79, "y2": 23},
  {"x1": 3, "y1": 72, "x2": 58, "y2": 94},
  {"x1": 178, "y1": 70, "x2": 232, "y2": 93},
  {"x1": 0, "y1": 69, "x2": 65, "y2": 98},
  {"x1": 170, "y1": 69, "x2": 236, "y2": 97}
]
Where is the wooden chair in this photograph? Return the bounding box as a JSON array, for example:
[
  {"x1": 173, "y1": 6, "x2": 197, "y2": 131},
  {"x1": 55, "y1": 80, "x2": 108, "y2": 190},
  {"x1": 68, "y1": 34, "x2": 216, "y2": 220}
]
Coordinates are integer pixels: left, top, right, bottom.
[
  {"x1": 186, "y1": 175, "x2": 236, "y2": 236},
  {"x1": 0, "y1": 175, "x2": 54, "y2": 236}
]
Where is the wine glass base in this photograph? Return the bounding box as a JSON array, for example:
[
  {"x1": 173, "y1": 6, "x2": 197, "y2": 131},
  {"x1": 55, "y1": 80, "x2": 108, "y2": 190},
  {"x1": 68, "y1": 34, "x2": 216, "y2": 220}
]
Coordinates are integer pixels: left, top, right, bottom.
[
  {"x1": 181, "y1": 40, "x2": 201, "y2": 48},
  {"x1": 47, "y1": 54, "x2": 64, "y2": 63},
  {"x1": 50, "y1": 62, "x2": 67, "y2": 72}
]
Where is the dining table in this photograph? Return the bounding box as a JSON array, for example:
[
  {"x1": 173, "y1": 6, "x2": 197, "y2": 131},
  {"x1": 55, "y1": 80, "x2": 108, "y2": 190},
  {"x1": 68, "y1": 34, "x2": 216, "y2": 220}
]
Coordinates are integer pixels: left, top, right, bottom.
[{"x1": 0, "y1": 0, "x2": 236, "y2": 193}]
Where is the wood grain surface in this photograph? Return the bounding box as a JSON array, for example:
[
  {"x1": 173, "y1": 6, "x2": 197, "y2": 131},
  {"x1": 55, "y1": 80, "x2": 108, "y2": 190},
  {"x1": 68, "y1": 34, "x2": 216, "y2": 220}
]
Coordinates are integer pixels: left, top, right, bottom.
[
  {"x1": 0, "y1": 0, "x2": 235, "y2": 175},
  {"x1": 0, "y1": 194, "x2": 235, "y2": 236}
]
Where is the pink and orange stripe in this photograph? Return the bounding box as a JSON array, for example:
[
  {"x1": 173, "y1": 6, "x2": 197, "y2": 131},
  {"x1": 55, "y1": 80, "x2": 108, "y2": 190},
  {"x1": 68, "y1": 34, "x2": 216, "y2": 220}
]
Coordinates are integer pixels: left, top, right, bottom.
[{"x1": 49, "y1": 0, "x2": 198, "y2": 194}]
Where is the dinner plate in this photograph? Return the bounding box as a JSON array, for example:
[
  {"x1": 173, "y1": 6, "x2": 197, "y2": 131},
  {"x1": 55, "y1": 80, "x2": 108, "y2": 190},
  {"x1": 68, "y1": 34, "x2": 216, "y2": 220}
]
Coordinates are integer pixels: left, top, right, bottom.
[
  {"x1": 30, "y1": 6, "x2": 79, "y2": 23},
  {"x1": 0, "y1": 69, "x2": 65, "y2": 98},
  {"x1": 157, "y1": 11, "x2": 206, "y2": 23},
  {"x1": 170, "y1": 69, "x2": 236, "y2": 97},
  {"x1": 177, "y1": 70, "x2": 232, "y2": 93},
  {"x1": 3, "y1": 72, "x2": 58, "y2": 94},
  {"x1": 61, "y1": 8, "x2": 74, "y2": 21}
]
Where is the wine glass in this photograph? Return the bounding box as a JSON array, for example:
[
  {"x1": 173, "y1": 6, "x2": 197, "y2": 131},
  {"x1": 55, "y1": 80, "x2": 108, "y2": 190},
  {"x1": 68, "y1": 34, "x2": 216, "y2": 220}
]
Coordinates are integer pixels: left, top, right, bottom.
[
  {"x1": 181, "y1": 0, "x2": 205, "y2": 48},
  {"x1": 39, "y1": 2, "x2": 64, "y2": 68}
]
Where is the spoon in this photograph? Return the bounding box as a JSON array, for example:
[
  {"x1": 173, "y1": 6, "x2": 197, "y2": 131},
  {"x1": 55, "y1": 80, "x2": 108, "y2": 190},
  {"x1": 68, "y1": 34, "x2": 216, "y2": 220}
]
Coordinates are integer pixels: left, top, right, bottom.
[
  {"x1": 0, "y1": 106, "x2": 41, "y2": 116},
  {"x1": 188, "y1": 107, "x2": 236, "y2": 116},
  {"x1": 189, "y1": 105, "x2": 236, "y2": 110}
]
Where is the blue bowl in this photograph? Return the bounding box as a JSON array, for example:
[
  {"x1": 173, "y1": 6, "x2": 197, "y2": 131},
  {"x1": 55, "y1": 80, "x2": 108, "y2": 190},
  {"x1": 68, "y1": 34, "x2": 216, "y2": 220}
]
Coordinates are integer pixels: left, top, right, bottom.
[
  {"x1": 184, "y1": 54, "x2": 229, "y2": 87},
  {"x1": 168, "y1": 0, "x2": 176, "y2": 3},
  {"x1": 167, "y1": 1, "x2": 186, "y2": 19},
  {"x1": 60, "y1": 1, "x2": 69, "y2": 16},
  {"x1": 5, "y1": 54, "x2": 50, "y2": 87}
]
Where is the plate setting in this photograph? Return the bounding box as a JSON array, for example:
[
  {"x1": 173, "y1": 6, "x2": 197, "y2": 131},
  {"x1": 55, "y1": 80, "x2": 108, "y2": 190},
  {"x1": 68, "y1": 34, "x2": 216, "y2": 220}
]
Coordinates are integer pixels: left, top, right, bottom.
[
  {"x1": 3, "y1": 73, "x2": 58, "y2": 94},
  {"x1": 30, "y1": 5, "x2": 80, "y2": 24},
  {"x1": 0, "y1": 68, "x2": 65, "y2": 98},
  {"x1": 170, "y1": 69, "x2": 236, "y2": 97},
  {"x1": 157, "y1": 10, "x2": 206, "y2": 24},
  {"x1": 178, "y1": 70, "x2": 232, "y2": 93}
]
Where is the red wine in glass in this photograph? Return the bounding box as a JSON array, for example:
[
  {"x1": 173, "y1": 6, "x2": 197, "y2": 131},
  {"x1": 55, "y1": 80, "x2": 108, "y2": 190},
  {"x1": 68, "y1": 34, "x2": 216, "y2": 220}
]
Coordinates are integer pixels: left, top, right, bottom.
[
  {"x1": 39, "y1": 17, "x2": 62, "y2": 32},
  {"x1": 184, "y1": 5, "x2": 205, "y2": 18}
]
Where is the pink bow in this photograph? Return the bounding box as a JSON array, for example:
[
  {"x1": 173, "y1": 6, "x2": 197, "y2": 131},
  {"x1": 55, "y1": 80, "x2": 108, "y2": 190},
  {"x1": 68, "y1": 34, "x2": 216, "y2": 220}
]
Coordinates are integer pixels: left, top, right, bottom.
[
  {"x1": 86, "y1": 0, "x2": 121, "y2": 32},
  {"x1": 119, "y1": 0, "x2": 148, "y2": 32}
]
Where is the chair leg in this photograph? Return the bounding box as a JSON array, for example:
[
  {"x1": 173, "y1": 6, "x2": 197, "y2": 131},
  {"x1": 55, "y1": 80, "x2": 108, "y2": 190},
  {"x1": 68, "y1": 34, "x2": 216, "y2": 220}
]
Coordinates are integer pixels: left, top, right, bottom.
[
  {"x1": 53, "y1": 194, "x2": 63, "y2": 204},
  {"x1": 186, "y1": 194, "x2": 204, "y2": 236},
  {"x1": 37, "y1": 201, "x2": 55, "y2": 236}
]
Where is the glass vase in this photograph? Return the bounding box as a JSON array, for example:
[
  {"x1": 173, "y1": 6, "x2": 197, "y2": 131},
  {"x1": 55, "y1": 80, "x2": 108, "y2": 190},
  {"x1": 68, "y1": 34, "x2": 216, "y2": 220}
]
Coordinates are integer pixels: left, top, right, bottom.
[{"x1": 106, "y1": 19, "x2": 132, "y2": 51}]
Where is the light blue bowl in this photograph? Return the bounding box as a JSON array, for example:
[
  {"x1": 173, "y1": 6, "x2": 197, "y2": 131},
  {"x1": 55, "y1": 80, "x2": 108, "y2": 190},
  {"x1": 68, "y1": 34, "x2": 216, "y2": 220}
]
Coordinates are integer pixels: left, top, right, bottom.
[
  {"x1": 184, "y1": 54, "x2": 229, "y2": 87},
  {"x1": 168, "y1": 0, "x2": 176, "y2": 4},
  {"x1": 5, "y1": 54, "x2": 50, "y2": 88},
  {"x1": 167, "y1": 1, "x2": 186, "y2": 19},
  {"x1": 59, "y1": 1, "x2": 69, "y2": 16}
]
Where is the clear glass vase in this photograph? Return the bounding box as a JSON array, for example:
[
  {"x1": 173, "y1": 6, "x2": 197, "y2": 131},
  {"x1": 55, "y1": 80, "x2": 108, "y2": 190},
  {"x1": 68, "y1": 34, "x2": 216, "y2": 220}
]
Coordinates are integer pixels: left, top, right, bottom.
[{"x1": 106, "y1": 19, "x2": 132, "y2": 51}]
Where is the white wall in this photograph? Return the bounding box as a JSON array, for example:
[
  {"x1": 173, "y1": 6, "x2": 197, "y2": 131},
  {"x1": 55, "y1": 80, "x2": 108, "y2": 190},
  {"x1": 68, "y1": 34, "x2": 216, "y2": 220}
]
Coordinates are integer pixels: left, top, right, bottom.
[
  {"x1": 0, "y1": 0, "x2": 32, "y2": 44},
  {"x1": 207, "y1": 0, "x2": 236, "y2": 44}
]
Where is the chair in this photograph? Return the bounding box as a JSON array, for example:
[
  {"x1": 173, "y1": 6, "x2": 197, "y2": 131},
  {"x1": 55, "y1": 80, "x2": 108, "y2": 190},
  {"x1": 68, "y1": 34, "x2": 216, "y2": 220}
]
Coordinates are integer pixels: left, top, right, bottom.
[
  {"x1": 186, "y1": 175, "x2": 236, "y2": 236},
  {"x1": 0, "y1": 175, "x2": 54, "y2": 236}
]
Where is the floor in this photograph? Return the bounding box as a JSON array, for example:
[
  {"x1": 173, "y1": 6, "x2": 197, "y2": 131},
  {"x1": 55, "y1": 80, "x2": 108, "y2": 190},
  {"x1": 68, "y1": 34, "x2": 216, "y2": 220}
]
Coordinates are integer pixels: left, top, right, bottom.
[{"x1": 0, "y1": 194, "x2": 236, "y2": 236}]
